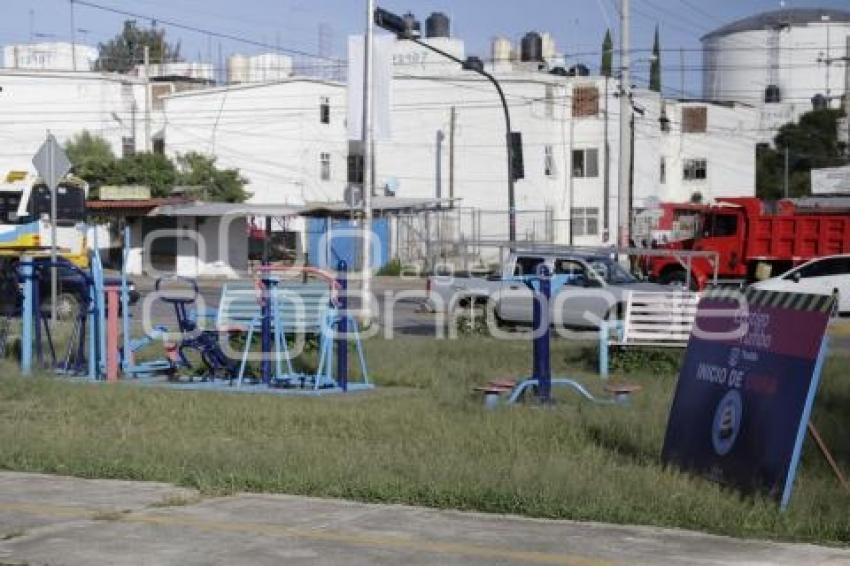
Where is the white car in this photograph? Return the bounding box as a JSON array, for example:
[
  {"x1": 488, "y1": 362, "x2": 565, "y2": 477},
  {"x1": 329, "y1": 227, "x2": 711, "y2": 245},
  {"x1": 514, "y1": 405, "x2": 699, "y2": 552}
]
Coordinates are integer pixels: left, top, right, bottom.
[{"x1": 751, "y1": 254, "x2": 850, "y2": 314}]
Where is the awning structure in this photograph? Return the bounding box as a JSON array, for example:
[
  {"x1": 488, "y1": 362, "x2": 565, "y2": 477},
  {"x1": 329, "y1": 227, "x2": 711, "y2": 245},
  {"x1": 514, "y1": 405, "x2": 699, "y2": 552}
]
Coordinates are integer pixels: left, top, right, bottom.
[
  {"x1": 301, "y1": 196, "x2": 459, "y2": 218},
  {"x1": 88, "y1": 197, "x2": 458, "y2": 219},
  {"x1": 149, "y1": 201, "x2": 304, "y2": 217}
]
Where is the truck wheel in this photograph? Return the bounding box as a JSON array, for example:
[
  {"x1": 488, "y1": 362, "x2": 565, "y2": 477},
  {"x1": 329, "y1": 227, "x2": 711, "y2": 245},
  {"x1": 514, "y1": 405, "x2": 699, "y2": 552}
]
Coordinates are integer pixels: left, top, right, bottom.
[{"x1": 659, "y1": 269, "x2": 698, "y2": 291}]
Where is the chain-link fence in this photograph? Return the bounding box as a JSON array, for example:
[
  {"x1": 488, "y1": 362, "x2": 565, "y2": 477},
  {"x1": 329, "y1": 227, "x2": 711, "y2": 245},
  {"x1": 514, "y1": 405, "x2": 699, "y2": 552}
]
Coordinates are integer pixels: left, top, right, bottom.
[{"x1": 394, "y1": 207, "x2": 555, "y2": 273}]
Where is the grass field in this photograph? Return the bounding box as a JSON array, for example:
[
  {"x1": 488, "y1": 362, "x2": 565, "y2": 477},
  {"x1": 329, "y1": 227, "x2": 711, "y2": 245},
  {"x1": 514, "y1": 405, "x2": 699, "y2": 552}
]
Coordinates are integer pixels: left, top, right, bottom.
[{"x1": 0, "y1": 336, "x2": 848, "y2": 545}]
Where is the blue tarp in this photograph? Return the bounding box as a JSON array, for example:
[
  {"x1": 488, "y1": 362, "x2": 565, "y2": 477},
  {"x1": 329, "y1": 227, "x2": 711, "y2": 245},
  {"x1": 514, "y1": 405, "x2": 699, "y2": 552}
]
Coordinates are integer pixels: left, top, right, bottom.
[{"x1": 306, "y1": 217, "x2": 390, "y2": 270}]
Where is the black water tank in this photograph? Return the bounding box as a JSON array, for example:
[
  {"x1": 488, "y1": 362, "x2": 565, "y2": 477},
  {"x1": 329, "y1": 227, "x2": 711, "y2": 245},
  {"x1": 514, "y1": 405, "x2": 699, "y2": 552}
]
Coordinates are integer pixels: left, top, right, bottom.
[
  {"x1": 568, "y1": 64, "x2": 590, "y2": 77},
  {"x1": 811, "y1": 93, "x2": 828, "y2": 111},
  {"x1": 402, "y1": 12, "x2": 421, "y2": 37},
  {"x1": 520, "y1": 32, "x2": 543, "y2": 62},
  {"x1": 426, "y1": 12, "x2": 450, "y2": 38},
  {"x1": 764, "y1": 84, "x2": 781, "y2": 103}
]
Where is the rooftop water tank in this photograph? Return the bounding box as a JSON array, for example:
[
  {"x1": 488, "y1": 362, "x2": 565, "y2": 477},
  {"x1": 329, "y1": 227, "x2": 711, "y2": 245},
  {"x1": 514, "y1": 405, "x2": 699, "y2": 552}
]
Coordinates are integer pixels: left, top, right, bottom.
[
  {"x1": 426, "y1": 12, "x2": 450, "y2": 38},
  {"x1": 520, "y1": 32, "x2": 543, "y2": 63},
  {"x1": 491, "y1": 37, "x2": 512, "y2": 62},
  {"x1": 227, "y1": 54, "x2": 249, "y2": 84}
]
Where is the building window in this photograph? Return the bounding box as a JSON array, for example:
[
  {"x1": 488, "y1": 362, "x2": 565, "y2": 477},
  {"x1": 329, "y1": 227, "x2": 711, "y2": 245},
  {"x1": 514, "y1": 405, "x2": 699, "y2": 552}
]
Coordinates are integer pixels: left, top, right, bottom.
[
  {"x1": 544, "y1": 145, "x2": 555, "y2": 177},
  {"x1": 347, "y1": 141, "x2": 364, "y2": 184},
  {"x1": 683, "y1": 158, "x2": 707, "y2": 181},
  {"x1": 320, "y1": 152, "x2": 331, "y2": 181},
  {"x1": 544, "y1": 85, "x2": 555, "y2": 118},
  {"x1": 572, "y1": 148, "x2": 599, "y2": 178},
  {"x1": 121, "y1": 136, "x2": 135, "y2": 158},
  {"x1": 682, "y1": 106, "x2": 707, "y2": 133},
  {"x1": 320, "y1": 96, "x2": 330, "y2": 124},
  {"x1": 152, "y1": 138, "x2": 165, "y2": 155},
  {"x1": 572, "y1": 85, "x2": 599, "y2": 118},
  {"x1": 660, "y1": 157, "x2": 666, "y2": 184},
  {"x1": 572, "y1": 207, "x2": 599, "y2": 236}
]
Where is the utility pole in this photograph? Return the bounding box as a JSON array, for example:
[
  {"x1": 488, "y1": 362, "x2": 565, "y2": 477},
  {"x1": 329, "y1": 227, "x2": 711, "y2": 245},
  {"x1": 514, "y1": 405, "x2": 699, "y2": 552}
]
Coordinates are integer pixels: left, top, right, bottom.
[
  {"x1": 360, "y1": 0, "x2": 374, "y2": 321},
  {"x1": 449, "y1": 106, "x2": 456, "y2": 204},
  {"x1": 70, "y1": 0, "x2": 76, "y2": 72},
  {"x1": 618, "y1": 0, "x2": 632, "y2": 249},
  {"x1": 845, "y1": 37, "x2": 850, "y2": 150},
  {"x1": 603, "y1": 75, "x2": 610, "y2": 240},
  {"x1": 144, "y1": 46, "x2": 152, "y2": 152}
]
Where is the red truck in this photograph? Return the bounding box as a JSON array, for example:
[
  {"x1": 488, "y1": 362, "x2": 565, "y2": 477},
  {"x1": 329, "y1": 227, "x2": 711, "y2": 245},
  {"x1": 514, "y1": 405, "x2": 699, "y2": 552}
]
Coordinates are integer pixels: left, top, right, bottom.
[{"x1": 647, "y1": 197, "x2": 850, "y2": 290}]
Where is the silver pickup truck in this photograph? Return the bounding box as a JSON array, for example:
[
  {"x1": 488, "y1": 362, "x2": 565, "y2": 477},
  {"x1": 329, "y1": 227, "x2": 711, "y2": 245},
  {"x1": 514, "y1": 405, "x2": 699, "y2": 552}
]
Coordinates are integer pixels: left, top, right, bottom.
[{"x1": 426, "y1": 249, "x2": 668, "y2": 327}]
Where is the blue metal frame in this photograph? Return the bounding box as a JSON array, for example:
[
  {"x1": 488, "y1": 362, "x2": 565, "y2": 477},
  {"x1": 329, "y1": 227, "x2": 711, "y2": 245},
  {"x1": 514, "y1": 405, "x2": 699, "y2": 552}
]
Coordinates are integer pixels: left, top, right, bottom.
[{"x1": 780, "y1": 336, "x2": 830, "y2": 510}]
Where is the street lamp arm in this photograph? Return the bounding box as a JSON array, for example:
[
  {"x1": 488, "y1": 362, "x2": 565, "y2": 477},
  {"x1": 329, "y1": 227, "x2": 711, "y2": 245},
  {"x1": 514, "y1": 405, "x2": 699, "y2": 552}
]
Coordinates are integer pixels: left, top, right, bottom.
[{"x1": 408, "y1": 37, "x2": 512, "y2": 133}]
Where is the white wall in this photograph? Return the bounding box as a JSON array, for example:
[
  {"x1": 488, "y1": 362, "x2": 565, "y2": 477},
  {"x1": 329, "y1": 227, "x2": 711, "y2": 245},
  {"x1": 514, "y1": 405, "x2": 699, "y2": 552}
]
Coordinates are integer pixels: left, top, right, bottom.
[
  {"x1": 0, "y1": 70, "x2": 147, "y2": 176},
  {"x1": 159, "y1": 58, "x2": 758, "y2": 249},
  {"x1": 163, "y1": 79, "x2": 347, "y2": 208}
]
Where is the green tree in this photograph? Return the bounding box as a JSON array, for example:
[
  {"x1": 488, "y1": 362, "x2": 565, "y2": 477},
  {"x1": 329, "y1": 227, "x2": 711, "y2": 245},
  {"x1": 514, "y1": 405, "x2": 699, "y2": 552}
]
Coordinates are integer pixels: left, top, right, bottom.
[
  {"x1": 175, "y1": 152, "x2": 249, "y2": 203},
  {"x1": 600, "y1": 29, "x2": 613, "y2": 77},
  {"x1": 649, "y1": 26, "x2": 661, "y2": 92},
  {"x1": 64, "y1": 131, "x2": 116, "y2": 193},
  {"x1": 95, "y1": 20, "x2": 182, "y2": 73},
  {"x1": 756, "y1": 108, "x2": 849, "y2": 200},
  {"x1": 111, "y1": 152, "x2": 178, "y2": 197}
]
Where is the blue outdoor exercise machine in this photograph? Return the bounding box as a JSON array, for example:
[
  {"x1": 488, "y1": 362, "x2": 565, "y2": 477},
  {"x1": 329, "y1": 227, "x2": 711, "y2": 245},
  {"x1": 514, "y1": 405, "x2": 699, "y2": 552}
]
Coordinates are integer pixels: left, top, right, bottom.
[
  {"x1": 478, "y1": 266, "x2": 639, "y2": 406},
  {"x1": 19, "y1": 246, "x2": 106, "y2": 379}
]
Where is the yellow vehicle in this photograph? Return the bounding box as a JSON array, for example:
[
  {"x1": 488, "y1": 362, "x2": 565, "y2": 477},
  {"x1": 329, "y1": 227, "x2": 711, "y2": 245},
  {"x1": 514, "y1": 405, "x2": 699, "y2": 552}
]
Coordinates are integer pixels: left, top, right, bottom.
[{"x1": 0, "y1": 171, "x2": 89, "y2": 267}]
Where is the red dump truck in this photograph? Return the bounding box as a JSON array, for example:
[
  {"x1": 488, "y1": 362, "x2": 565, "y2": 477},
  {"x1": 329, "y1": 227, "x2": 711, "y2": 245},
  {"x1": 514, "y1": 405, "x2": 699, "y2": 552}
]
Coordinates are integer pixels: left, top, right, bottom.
[{"x1": 647, "y1": 197, "x2": 850, "y2": 289}]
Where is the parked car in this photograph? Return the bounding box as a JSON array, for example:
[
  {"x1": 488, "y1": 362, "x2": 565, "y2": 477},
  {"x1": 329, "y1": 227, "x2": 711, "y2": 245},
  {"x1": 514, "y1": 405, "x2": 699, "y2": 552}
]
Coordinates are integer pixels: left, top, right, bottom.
[
  {"x1": 750, "y1": 254, "x2": 850, "y2": 314},
  {"x1": 0, "y1": 257, "x2": 139, "y2": 319},
  {"x1": 427, "y1": 249, "x2": 670, "y2": 328}
]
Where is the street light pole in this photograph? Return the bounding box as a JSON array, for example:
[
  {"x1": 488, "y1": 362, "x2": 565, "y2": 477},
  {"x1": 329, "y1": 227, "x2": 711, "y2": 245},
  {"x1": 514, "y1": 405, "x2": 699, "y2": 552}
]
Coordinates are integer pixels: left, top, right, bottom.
[
  {"x1": 402, "y1": 36, "x2": 516, "y2": 242},
  {"x1": 618, "y1": 0, "x2": 632, "y2": 250}
]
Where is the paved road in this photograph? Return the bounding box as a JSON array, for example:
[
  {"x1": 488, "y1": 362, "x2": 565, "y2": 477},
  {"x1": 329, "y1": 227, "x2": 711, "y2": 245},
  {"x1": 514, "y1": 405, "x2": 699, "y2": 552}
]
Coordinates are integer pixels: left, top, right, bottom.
[
  {"x1": 0, "y1": 473, "x2": 847, "y2": 566},
  {"x1": 128, "y1": 274, "x2": 441, "y2": 338}
]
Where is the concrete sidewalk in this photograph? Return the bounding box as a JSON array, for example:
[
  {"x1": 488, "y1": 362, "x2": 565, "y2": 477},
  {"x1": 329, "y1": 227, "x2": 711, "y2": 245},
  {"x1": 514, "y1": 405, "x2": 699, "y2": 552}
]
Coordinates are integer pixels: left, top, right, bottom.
[{"x1": 0, "y1": 473, "x2": 847, "y2": 565}]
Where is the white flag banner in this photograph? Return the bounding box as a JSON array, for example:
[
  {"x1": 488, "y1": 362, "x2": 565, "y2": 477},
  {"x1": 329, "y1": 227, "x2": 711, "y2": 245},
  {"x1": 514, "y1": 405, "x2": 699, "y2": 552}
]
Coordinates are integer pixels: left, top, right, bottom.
[{"x1": 347, "y1": 34, "x2": 394, "y2": 141}]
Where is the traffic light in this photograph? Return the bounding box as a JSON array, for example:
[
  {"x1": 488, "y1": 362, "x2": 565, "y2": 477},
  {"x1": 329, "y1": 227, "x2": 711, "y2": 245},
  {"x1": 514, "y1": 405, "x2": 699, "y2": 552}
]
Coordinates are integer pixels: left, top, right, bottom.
[
  {"x1": 509, "y1": 132, "x2": 524, "y2": 181},
  {"x1": 374, "y1": 8, "x2": 420, "y2": 39}
]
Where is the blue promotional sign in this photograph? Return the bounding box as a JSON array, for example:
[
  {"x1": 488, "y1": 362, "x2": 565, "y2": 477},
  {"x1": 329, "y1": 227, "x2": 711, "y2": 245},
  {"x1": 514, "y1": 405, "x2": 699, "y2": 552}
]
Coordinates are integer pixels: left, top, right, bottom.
[{"x1": 661, "y1": 288, "x2": 835, "y2": 508}]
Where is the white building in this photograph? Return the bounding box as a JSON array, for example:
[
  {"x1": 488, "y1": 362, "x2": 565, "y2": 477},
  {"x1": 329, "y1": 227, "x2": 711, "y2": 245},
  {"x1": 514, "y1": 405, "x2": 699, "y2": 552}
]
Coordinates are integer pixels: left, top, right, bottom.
[
  {"x1": 3, "y1": 42, "x2": 98, "y2": 72},
  {"x1": 0, "y1": 69, "x2": 149, "y2": 176},
  {"x1": 702, "y1": 8, "x2": 850, "y2": 142},
  {"x1": 161, "y1": 33, "x2": 758, "y2": 252}
]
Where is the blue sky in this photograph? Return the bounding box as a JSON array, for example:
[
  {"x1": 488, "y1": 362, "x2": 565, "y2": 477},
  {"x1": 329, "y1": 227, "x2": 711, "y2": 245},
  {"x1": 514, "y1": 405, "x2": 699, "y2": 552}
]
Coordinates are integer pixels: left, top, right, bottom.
[{"x1": 3, "y1": 0, "x2": 849, "y2": 95}]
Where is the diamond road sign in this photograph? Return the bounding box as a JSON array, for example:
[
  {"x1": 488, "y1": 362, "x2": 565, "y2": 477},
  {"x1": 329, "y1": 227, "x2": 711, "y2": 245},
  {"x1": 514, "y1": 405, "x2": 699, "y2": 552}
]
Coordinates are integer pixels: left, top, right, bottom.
[{"x1": 32, "y1": 133, "x2": 72, "y2": 189}]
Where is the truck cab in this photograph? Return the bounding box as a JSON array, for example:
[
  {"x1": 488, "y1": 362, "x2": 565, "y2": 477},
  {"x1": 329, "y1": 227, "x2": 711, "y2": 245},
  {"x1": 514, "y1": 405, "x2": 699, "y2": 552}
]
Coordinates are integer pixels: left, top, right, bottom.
[{"x1": 649, "y1": 200, "x2": 751, "y2": 289}]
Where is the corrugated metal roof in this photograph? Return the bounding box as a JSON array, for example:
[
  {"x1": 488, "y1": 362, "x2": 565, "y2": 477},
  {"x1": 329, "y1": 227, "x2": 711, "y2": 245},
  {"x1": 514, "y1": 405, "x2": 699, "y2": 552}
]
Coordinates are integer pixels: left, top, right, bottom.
[
  {"x1": 87, "y1": 197, "x2": 189, "y2": 210},
  {"x1": 149, "y1": 201, "x2": 304, "y2": 217},
  {"x1": 702, "y1": 8, "x2": 850, "y2": 41}
]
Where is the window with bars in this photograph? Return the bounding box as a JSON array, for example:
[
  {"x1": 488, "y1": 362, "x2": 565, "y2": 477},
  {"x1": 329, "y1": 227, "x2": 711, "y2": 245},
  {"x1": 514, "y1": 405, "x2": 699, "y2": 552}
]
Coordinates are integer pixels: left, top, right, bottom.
[
  {"x1": 320, "y1": 96, "x2": 330, "y2": 124},
  {"x1": 320, "y1": 152, "x2": 331, "y2": 181},
  {"x1": 572, "y1": 148, "x2": 599, "y2": 178},
  {"x1": 683, "y1": 158, "x2": 708, "y2": 181},
  {"x1": 544, "y1": 145, "x2": 555, "y2": 177},
  {"x1": 572, "y1": 85, "x2": 599, "y2": 118},
  {"x1": 121, "y1": 136, "x2": 135, "y2": 158},
  {"x1": 572, "y1": 207, "x2": 599, "y2": 236}
]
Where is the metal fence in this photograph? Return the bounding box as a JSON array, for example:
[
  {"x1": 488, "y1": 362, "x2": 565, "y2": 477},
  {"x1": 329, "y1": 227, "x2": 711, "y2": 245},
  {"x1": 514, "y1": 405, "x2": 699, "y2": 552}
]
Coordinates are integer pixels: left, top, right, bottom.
[{"x1": 393, "y1": 207, "x2": 555, "y2": 272}]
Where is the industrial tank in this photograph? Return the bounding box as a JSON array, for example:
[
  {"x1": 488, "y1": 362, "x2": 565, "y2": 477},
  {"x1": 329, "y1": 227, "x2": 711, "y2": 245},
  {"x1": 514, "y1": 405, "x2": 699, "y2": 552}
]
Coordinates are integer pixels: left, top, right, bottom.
[
  {"x1": 426, "y1": 12, "x2": 450, "y2": 38},
  {"x1": 702, "y1": 8, "x2": 850, "y2": 110}
]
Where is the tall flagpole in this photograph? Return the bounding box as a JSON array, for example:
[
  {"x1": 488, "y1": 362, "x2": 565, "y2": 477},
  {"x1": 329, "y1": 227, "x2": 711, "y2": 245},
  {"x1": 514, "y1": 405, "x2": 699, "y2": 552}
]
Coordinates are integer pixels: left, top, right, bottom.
[{"x1": 361, "y1": 0, "x2": 374, "y2": 321}]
